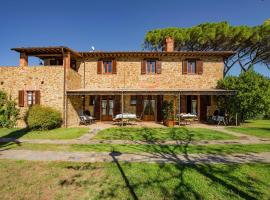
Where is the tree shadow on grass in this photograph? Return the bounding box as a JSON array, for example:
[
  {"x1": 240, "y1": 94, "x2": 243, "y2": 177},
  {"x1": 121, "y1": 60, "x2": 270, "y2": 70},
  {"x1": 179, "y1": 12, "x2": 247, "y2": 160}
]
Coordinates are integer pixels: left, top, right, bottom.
[
  {"x1": 0, "y1": 128, "x2": 30, "y2": 150},
  {"x1": 0, "y1": 128, "x2": 30, "y2": 139},
  {"x1": 107, "y1": 127, "x2": 267, "y2": 199},
  {"x1": 52, "y1": 127, "x2": 268, "y2": 199},
  {"x1": 149, "y1": 128, "x2": 266, "y2": 199},
  {"x1": 110, "y1": 151, "x2": 138, "y2": 200}
]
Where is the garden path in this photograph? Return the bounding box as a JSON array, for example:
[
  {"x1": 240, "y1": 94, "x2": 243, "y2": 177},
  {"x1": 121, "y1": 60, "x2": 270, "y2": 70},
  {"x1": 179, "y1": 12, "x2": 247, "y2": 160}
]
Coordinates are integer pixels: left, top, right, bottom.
[{"x1": 1, "y1": 149, "x2": 270, "y2": 164}]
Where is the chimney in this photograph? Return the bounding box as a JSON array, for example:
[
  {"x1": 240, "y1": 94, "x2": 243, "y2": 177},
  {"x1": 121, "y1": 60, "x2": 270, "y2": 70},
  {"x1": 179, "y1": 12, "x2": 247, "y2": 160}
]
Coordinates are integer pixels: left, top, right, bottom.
[{"x1": 165, "y1": 37, "x2": 174, "y2": 52}]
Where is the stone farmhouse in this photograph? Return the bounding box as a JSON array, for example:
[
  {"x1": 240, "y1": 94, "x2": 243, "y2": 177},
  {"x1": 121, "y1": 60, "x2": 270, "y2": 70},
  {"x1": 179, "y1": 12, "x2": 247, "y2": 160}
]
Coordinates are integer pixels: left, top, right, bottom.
[{"x1": 0, "y1": 38, "x2": 235, "y2": 127}]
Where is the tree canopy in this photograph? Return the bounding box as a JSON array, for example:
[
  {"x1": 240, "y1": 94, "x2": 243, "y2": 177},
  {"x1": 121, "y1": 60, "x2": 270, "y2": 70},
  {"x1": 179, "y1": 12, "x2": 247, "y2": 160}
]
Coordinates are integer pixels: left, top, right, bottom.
[
  {"x1": 144, "y1": 21, "x2": 270, "y2": 75},
  {"x1": 217, "y1": 69, "x2": 270, "y2": 121}
]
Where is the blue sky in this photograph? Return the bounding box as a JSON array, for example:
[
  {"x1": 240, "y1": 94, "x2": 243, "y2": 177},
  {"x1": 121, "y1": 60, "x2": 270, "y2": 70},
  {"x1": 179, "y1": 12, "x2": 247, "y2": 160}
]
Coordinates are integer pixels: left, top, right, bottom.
[{"x1": 0, "y1": 0, "x2": 269, "y2": 76}]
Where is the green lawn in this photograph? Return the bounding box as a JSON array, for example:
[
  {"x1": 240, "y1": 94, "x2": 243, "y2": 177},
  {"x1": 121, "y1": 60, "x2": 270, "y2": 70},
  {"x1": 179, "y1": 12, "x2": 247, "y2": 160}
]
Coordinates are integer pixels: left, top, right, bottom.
[
  {"x1": 94, "y1": 127, "x2": 237, "y2": 141},
  {"x1": 0, "y1": 127, "x2": 89, "y2": 140},
  {"x1": 227, "y1": 120, "x2": 270, "y2": 138},
  {"x1": 0, "y1": 160, "x2": 269, "y2": 200},
  {"x1": 2, "y1": 142, "x2": 270, "y2": 155}
]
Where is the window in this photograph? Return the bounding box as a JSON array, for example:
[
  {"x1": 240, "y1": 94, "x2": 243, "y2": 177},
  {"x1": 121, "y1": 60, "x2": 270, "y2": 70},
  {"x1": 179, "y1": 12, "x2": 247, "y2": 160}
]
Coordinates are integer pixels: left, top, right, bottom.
[
  {"x1": 187, "y1": 60, "x2": 196, "y2": 74},
  {"x1": 103, "y1": 61, "x2": 113, "y2": 74},
  {"x1": 141, "y1": 60, "x2": 161, "y2": 74},
  {"x1": 18, "y1": 90, "x2": 40, "y2": 107},
  {"x1": 130, "y1": 96, "x2": 137, "y2": 105},
  {"x1": 146, "y1": 60, "x2": 156, "y2": 74},
  {"x1": 27, "y1": 91, "x2": 35, "y2": 106},
  {"x1": 89, "y1": 96, "x2": 95, "y2": 106}
]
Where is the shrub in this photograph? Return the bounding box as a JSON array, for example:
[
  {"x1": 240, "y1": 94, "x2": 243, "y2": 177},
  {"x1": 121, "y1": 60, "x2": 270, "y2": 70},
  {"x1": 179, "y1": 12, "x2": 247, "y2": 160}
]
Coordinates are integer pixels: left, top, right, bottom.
[
  {"x1": 0, "y1": 90, "x2": 19, "y2": 128},
  {"x1": 217, "y1": 69, "x2": 270, "y2": 122},
  {"x1": 25, "y1": 105, "x2": 62, "y2": 130}
]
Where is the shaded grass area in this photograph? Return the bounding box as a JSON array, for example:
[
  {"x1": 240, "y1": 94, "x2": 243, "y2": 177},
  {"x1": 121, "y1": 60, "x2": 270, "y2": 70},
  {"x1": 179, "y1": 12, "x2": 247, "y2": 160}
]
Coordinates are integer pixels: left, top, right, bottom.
[
  {"x1": 0, "y1": 128, "x2": 89, "y2": 140},
  {"x1": 0, "y1": 159, "x2": 269, "y2": 200},
  {"x1": 227, "y1": 120, "x2": 270, "y2": 138},
  {"x1": 94, "y1": 127, "x2": 237, "y2": 141},
  {"x1": 1, "y1": 142, "x2": 270, "y2": 155}
]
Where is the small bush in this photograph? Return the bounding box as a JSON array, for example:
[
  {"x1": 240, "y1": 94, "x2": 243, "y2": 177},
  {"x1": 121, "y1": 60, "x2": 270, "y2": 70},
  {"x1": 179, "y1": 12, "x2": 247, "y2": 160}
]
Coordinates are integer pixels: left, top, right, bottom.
[
  {"x1": 26, "y1": 105, "x2": 62, "y2": 130},
  {"x1": 0, "y1": 90, "x2": 19, "y2": 128}
]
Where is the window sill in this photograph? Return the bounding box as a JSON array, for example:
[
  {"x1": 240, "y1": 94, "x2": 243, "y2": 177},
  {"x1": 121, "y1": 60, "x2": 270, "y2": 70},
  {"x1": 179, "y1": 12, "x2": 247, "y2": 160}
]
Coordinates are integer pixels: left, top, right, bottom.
[{"x1": 184, "y1": 73, "x2": 202, "y2": 75}]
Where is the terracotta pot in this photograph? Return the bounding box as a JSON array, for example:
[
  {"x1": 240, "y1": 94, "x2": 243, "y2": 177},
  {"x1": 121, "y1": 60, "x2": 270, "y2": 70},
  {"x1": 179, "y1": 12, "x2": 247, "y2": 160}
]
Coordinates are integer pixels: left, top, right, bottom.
[
  {"x1": 143, "y1": 115, "x2": 155, "y2": 121},
  {"x1": 164, "y1": 120, "x2": 174, "y2": 127}
]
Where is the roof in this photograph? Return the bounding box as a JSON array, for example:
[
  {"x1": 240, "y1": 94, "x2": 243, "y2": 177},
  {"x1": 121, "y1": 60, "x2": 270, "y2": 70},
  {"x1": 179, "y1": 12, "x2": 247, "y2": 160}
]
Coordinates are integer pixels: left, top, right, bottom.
[
  {"x1": 66, "y1": 88, "x2": 236, "y2": 95},
  {"x1": 80, "y1": 51, "x2": 234, "y2": 59},
  {"x1": 11, "y1": 46, "x2": 234, "y2": 59}
]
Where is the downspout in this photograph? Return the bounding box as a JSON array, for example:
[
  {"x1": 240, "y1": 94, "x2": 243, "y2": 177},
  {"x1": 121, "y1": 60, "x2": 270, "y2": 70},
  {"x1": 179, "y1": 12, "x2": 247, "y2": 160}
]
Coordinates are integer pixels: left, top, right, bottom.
[
  {"x1": 178, "y1": 91, "x2": 181, "y2": 114},
  {"x1": 62, "y1": 48, "x2": 67, "y2": 128},
  {"x1": 83, "y1": 58, "x2": 86, "y2": 88},
  {"x1": 121, "y1": 59, "x2": 126, "y2": 126},
  {"x1": 83, "y1": 57, "x2": 86, "y2": 113}
]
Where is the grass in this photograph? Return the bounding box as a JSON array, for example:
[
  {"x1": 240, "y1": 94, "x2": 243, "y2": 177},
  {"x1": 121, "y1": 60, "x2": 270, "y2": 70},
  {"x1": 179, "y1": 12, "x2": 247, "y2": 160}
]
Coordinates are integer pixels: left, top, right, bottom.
[
  {"x1": 1, "y1": 142, "x2": 270, "y2": 155},
  {"x1": 94, "y1": 127, "x2": 237, "y2": 141},
  {"x1": 0, "y1": 127, "x2": 89, "y2": 140},
  {"x1": 227, "y1": 120, "x2": 270, "y2": 138},
  {"x1": 0, "y1": 159, "x2": 269, "y2": 199}
]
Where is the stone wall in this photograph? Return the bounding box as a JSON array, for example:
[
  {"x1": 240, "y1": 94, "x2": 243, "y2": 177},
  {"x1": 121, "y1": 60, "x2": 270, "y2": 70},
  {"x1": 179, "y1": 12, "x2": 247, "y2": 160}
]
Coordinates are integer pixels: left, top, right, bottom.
[
  {"x1": 66, "y1": 68, "x2": 82, "y2": 90},
  {"x1": 66, "y1": 68, "x2": 83, "y2": 126},
  {"x1": 67, "y1": 95, "x2": 82, "y2": 126},
  {"x1": 0, "y1": 66, "x2": 65, "y2": 127},
  {"x1": 78, "y1": 57, "x2": 224, "y2": 90},
  {"x1": 123, "y1": 95, "x2": 136, "y2": 114},
  {"x1": 0, "y1": 55, "x2": 223, "y2": 127}
]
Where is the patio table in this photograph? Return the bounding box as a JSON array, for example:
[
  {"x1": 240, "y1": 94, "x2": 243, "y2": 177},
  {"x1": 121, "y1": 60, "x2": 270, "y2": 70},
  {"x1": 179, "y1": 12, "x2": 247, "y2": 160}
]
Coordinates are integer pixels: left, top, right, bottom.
[
  {"x1": 113, "y1": 113, "x2": 137, "y2": 125},
  {"x1": 176, "y1": 113, "x2": 197, "y2": 125}
]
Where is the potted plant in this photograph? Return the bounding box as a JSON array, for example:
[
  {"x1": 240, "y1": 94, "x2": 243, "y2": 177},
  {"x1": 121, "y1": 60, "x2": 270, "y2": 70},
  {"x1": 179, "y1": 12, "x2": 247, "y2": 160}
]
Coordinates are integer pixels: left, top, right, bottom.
[{"x1": 162, "y1": 100, "x2": 174, "y2": 127}]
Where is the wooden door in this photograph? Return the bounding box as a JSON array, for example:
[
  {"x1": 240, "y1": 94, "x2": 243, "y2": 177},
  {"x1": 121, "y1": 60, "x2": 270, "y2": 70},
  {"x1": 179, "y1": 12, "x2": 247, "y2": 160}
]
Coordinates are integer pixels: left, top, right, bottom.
[
  {"x1": 136, "y1": 95, "x2": 143, "y2": 118},
  {"x1": 101, "y1": 96, "x2": 114, "y2": 121},
  {"x1": 94, "y1": 96, "x2": 100, "y2": 120},
  {"x1": 143, "y1": 95, "x2": 155, "y2": 121},
  {"x1": 157, "y1": 95, "x2": 163, "y2": 122},
  {"x1": 180, "y1": 96, "x2": 187, "y2": 113},
  {"x1": 200, "y1": 95, "x2": 209, "y2": 122},
  {"x1": 114, "y1": 95, "x2": 121, "y2": 116}
]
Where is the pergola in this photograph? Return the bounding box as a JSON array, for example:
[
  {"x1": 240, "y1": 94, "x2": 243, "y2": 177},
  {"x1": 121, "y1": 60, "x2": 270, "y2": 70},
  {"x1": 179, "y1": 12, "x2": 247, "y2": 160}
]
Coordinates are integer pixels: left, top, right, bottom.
[
  {"x1": 11, "y1": 46, "x2": 81, "y2": 59},
  {"x1": 66, "y1": 88, "x2": 236, "y2": 126}
]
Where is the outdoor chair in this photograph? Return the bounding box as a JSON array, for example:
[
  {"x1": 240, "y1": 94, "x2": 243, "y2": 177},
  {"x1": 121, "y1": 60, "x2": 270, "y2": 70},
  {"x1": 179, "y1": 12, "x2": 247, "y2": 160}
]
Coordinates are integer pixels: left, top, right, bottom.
[
  {"x1": 211, "y1": 110, "x2": 226, "y2": 126},
  {"x1": 79, "y1": 110, "x2": 95, "y2": 125},
  {"x1": 79, "y1": 115, "x2": 91, "y2": 125}
]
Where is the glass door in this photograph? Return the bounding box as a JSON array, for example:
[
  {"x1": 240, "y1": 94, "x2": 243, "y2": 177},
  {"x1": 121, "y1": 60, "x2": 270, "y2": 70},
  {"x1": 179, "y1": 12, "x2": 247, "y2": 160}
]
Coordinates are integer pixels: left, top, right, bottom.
[
  {"x1": 101, "y1": 96, "x2": 114, "y2": 121},
  {"x1": 143, "y1": 96, "x2": 156, "y2": 121},
  {"x1": 109, "y1": 100, "x2": 114, "y2": 116},
  {"x1": 101, "y1": 100, "x2": 107, "y2": 116}
]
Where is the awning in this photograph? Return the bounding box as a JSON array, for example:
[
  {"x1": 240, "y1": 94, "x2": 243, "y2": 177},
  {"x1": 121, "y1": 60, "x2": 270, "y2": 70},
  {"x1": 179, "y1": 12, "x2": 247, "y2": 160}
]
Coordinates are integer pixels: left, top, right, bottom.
[{"x1": 66, "y1": 88, "x2": 236, "y2": 96}]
